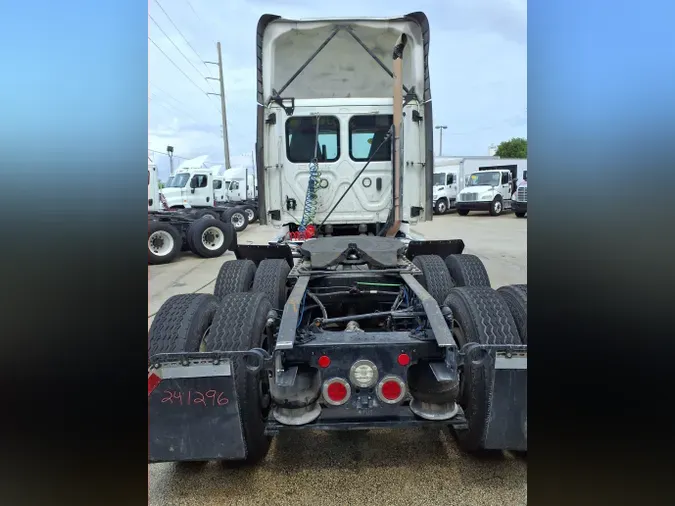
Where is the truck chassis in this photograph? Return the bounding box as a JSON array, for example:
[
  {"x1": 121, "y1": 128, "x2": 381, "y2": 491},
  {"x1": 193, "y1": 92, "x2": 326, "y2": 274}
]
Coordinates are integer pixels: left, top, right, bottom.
[
  {"x1": 148, "y1": 235, "x2": 527, "y2": 463},
  {"x1": 148, "y1": 210, "x2": 238, "y2": 265}
]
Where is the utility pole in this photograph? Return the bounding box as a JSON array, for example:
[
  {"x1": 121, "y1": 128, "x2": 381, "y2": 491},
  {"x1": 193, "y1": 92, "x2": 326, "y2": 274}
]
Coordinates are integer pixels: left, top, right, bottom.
[
  {"x1": 435, "y1": 125, "x2": 447, "y2": 157},
  {"x1": 205, "y1": 42, "x2": 231, "y2": 172},
  {"x1": 167, "y1": 145, "x2": 175, "y2": 175}
]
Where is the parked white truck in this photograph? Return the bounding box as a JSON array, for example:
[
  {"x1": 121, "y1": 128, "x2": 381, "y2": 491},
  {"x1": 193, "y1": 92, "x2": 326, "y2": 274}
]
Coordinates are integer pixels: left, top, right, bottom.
[
  {"x1": 223, "y1": 166, "x2": 257, "y2": 202},
  {"x1": 432, "y1": 164, "x2": 460, "y2": 214},
  {"x1": 158, "y1": 157, "x2": 255, "y2": 232},
  {"x1": 455, "y1": 168, "x2": 515, "y2": 216},
  {"x1": 147, "y1": 163, "x2": 236, "y2": 264},
  {"x1": 512, "y1": 169, "x2": 527, "y2": 218}
]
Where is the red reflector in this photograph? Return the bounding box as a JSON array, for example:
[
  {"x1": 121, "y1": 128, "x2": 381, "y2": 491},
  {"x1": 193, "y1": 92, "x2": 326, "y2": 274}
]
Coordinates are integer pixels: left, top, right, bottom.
[
  {"x1": 148, "y1": 372, "x2": 161, "y2": 396},
  {"x1": 381, "y1": 380, "x2": 402, "y2": 401},
  {"x1": 318, "y1": 355, "x2": 331, "y2": 368},
  {"x1": 326, "y1": 381, "x2": 348, "y2": 401},
  {"x1": 397, "y1": 353, "x2": 411, "y2": 366}
]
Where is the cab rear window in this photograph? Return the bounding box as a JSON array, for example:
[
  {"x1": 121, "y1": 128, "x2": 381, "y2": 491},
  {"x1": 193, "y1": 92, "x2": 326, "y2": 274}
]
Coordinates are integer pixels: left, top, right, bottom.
[
  {"x1": 349, "y1": 115, "x2": 393, "y2": 162},
  {"x1": 285, "y1": 116, "x2": 340, "y2": 163}
]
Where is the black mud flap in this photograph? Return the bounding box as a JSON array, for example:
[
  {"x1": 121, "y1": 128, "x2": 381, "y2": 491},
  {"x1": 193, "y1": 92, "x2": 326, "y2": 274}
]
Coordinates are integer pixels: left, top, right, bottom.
[
  {"x1": 483, "y1": 351, "x2": 527, "y2": 451},
  {"x1": 148, "y1": 360, "x2": 246, "y2": 462},
  {"x1": 235, "y1": 243, "x2": 294, "y2": 268},
  {"x1": 405, "y1": 239, "x2": 465, "y2": 260}
]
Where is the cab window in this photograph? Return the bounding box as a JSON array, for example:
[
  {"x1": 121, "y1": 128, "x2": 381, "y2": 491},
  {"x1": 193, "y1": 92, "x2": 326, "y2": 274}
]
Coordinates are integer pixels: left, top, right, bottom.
[
  {"x1": 447, "y1": 173, "x2": 454, "y2": 185},
  {"x1": 213, "y1": 180, "x2": 222, "y2": 190},
  {"x1": 191, "y1": 175, "x2": 208, "y2": 188},
  {"x1": 349, "y1": 115, "x2": 393, "y2": 162},
  {"x1": 230, "y1": 181, "x2": 239, "y2": 190},
  {"x1": 286, "y1": 116, "x2": 339, "y2": 163},
  {"x1": 501, "y1": 172, "x2": 509, "y2": 185}
]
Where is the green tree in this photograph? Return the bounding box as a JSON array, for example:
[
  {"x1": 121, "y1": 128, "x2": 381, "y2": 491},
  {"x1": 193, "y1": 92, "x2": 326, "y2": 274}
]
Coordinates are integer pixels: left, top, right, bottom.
[
  {"x1": 495, "y1": 137, "x2": 527, "y2": 158},
  {"x1": 158, "y1": 181, "x2": 165, "y2": 189}
]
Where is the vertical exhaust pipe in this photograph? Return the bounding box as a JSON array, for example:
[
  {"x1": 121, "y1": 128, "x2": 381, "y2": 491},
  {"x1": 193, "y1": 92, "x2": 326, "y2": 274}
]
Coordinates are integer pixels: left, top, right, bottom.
[{"x1": 386, "y1": 33, "x2": 407, "y2": 238}]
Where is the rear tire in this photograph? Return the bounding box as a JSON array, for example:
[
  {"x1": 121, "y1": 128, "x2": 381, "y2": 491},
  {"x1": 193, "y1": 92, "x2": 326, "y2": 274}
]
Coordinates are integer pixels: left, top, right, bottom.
[
  {"x1": 251, "y1": 259, "x2": 291, "y2": 311},
  {"x1": 148, "y1": 294, "x2": 219, "y2": 359},
  {"x1": 458, "y1": 209, "x2": 470, "y2": 216},
  {"x1": 223, "y1": 208, "x2": 249, "y2": 232},
  {"x1": 195, "y1": 209, "x2": 220, "y2": 220},
  {"x1": 240, "y1": 205, "x2": 258, "y2": 224},
  {"x1": 205, "y1": 292, "x2": 273, "y2": 466},
  {"x1": 187, "y1": 219, "x2": 233, "y2": 258},
  {"x1": 148, "y1": 221, "x2": 181, "y2": 265},
  {"x1": 515, "y1": 212, "x2": 526, "y2": 218},
  {"x1": 497, "y1": 284, "x2": 527, "y2": 343},
  {"x1": 444, "y1": 254, "x2": 491, "y2": 287},
  {"x1": 443, "y1": 287, "x2": 520, "y2": 452},
  {"x1": 412, "y1": 255, "x2": 454, "y2": 304},
  {"x1": 213, "y1": 259, "x2": 257, "y2": 300}
]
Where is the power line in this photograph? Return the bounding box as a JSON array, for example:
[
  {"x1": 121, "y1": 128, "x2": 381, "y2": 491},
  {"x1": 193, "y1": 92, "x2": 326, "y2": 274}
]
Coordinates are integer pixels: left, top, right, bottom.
[
  {"x1": 149, "y1": 92, "x2": 200, "y2": 124},
  {"x1": 147, "y1": 149, "x2": 224, "y2": 167},
  {"x1": 149, "y1": 36, "x2": 209, "y2": 96},
  {"x1": 149, "y1": 14, "x2": 209, "y2": 84},
  {"x1": 152, "y1": 0, "x2": 211, "y2": 74},
  {"x1": 184, "y1": 0, "x2": 217, "y2": 46}
]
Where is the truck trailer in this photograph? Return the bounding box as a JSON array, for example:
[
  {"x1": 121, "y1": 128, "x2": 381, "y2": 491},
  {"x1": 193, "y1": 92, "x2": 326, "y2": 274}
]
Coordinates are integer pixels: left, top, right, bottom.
[{"x1": 148, "y1": 12, "x2": 527, "y2": 464}]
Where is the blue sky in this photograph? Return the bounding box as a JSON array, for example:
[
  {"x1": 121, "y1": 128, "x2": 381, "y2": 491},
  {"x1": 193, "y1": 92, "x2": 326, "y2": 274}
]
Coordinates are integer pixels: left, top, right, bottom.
[{"x1": 148, "y1": 0, "x2": 527, "y2": 181}]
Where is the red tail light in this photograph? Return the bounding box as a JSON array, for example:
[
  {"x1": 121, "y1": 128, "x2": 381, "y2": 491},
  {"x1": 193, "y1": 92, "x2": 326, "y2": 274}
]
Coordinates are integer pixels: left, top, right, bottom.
[
  {"x1": 322, "y1": 378, "x2": 351, "y2": 406},
  {"x1": 376, "y1": 375, "x2": 406, "y2": 404}
]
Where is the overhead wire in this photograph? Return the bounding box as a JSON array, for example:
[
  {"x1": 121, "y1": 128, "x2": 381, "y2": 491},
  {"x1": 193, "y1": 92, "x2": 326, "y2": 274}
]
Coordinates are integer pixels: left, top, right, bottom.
[
  {"x1": 149, "y1": 14, "x2": 211, "y2": 83},
  {"x1": 148, "y1": 36, "x2": 209, "y2": 96},
  {"x1": 184, "y1": 0, "x2": 217, "y2": 46},
  {"x1": 148, "y1": 36, "x2": 221, "y2": 116}
]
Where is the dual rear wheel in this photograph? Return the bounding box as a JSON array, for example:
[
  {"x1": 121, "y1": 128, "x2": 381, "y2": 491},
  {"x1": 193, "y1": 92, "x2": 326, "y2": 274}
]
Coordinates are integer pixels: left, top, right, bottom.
[
  {"x1": 411, "y1": 253, "x2": 527, "y2": 452},
  {"x1": 149, "y1": 258, "x2": 292, "y2": 465}
]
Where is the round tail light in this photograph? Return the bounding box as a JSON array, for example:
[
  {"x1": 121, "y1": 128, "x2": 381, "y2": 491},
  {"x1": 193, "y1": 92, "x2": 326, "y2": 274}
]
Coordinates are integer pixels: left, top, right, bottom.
[
  {"x1": 376, "y1": 375, "x2": 406, "y2": 404},
  {"x1": 322, "y1": 378, "x2": 351, "y2": 406}
]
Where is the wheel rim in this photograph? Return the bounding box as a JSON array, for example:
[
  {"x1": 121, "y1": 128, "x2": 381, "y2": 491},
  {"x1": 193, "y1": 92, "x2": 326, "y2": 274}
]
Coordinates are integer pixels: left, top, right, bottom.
[
  {"x1": 201, "y1": 226, "x2": 225, "y2": 250},
  {"x1": 201, "y1": 213, "x2": 216, "y2": 220},
  {"x1": 245, "y1": 209, "x2": 255, "y2": 221},
  {"x1": 148, "y1": 230, "x2": 174, "y2": 256},
  {"x1": 231, "y1": 213, "x2": 245, "y2": 228},
  {"x1": 494, "y1": 201, "x2": 502, "y2": 213},
  {"x1": 439, "y1": 202, "x2": 446, "y2": 213}
]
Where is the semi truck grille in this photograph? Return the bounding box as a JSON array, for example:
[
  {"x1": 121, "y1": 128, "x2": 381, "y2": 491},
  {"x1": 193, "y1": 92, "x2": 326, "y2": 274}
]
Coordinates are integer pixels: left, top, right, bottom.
[
  {"x1": 517, "y1": 187, "x2": 527, "y2": 202},
  {"x1": 462, "y1": 193, "x2": 477, "y2": 201}
]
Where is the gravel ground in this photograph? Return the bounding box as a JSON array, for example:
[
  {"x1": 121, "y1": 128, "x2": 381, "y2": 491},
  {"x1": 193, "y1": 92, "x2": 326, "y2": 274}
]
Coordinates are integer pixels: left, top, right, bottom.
[{"x1": 149, "y1": 212, "x2": 527, "y2": 506}]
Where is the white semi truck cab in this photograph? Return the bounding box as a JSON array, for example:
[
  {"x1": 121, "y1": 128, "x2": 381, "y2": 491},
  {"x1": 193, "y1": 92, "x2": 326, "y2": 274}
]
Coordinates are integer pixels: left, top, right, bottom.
[
  {"x1": 255, "y1": 14, "x2": 432, "y2": 239},
  {"x1": 432, "y1": 168, "x2": 459, "y2": 215},
  {"x1": 512, "y1": 169, "x2": 527, "y2": 218},
  {"x1": 223, "y1": 166, "x2": 257, "y2": 202},
  {"x1": 160, "y1": 167, "x2": 216, "y2": 209},
  {"x1": 456, "y1": 169, "x2": 514, "y2": 216}
]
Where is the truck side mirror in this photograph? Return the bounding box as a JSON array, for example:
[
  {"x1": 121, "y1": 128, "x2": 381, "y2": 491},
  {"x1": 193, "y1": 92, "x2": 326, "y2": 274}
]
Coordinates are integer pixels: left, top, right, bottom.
[
  {"x1": 321, "y1": 144, "x2": 327, "y2": 161},
  {"x1": 190, "y1": 187, "x2": 196, "y2": 194}
]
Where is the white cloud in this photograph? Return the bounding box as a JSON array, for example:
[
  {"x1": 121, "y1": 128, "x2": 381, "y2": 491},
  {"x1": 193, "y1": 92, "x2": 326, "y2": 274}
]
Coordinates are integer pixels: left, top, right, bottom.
[{"x1": 149, "y1": 0, "x2": 526, "y2": 179}]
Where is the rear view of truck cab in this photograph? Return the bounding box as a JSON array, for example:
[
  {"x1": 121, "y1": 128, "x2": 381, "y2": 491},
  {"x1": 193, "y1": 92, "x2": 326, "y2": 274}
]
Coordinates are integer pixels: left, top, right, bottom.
[
  {"x1": 256, "y1": 14, "x2": 432, "y2": 240},
  {"x1": 148, "y1": 12, "x2": 527, "y2": 467}
]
